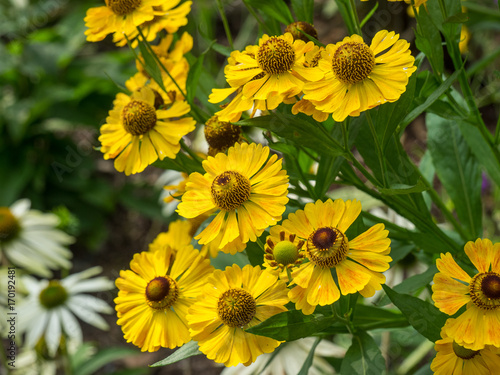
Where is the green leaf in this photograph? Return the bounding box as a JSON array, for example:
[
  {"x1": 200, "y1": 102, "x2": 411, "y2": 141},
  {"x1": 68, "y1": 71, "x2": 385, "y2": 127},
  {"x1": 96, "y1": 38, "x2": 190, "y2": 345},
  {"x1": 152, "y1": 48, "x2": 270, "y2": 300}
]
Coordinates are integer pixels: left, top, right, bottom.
[
  {"x1": 237, "y1": 112, "x2": 347, "y2": 158},
  {"x1": 444, "y1": 13, "x2": 469, "y2": 24},
  {"x1": 137, "y1": 39, "x2": 166, "y2": 94},
  {"x1": 153, "y1": 152, "x2": 204, "y2": 174},
  {"x1": 74, "y1": 347, "x2": 140, "y2": 375},
  {"x1": 379, "y1": 178, "x2": 429, "y2": 195},
  {"x1": 150, "y1": 341, "x2": 202, "y2": 367},
  {"x1": 186, "y1": 54, "x2": 205, "y2": 104},
  {"x1": 298, "y1": 337, "x2": 321, "y2": 375},
  {"x1": 315, "y1": 155, "x2": 344, "y2": 199},
  {"x1": 291, "y1": 0, "x2": 314, "y2": 23},
  {"x1": 382, "y1": 285, "x2": 448, "y2": 342},
  {"x1": 246, "y1": 309, "x2": 339, "y2": 341},
  {"x1": 402, "y1": 69, "x2": 461, "y2": 128},
  {"x1": 457, "y1": 122, "x2": 500, "y2": 189},
  {"x1": 340, "y1": 331, "x2": 387, "y2": 375},
  {"x1": 245, "y1": 0, "x2": 294, "y2": 25},
  {"x1": 414, "y1": 8, "x2": 444, "y2": 76},
  {"x1": 246, "y1": 233, "x2": 266, "y2": 267},
  {"x1": 427, "y1": 114, "x2": 482, "y2": 239}
]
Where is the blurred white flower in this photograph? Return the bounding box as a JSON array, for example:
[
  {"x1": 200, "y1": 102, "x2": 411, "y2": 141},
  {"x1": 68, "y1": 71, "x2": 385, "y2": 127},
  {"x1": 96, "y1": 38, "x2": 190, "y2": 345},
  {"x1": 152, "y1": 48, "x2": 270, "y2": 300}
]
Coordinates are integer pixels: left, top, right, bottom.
[
  {"x1": 0, "y1": 199, "x2": 74, "y2": 277},
  {"x1": 18, "y1": 266, "x2": 114, "y2": 356},
  {"x1": 221, "y1": 337, "x2": 345, "y2": 375}
]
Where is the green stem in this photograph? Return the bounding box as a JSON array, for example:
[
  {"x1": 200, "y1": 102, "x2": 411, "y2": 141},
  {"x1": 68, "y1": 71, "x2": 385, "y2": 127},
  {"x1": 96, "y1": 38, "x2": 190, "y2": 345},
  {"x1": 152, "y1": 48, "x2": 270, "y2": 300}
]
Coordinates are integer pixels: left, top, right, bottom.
[
  {"x1": 366, "y1": 111, "x2": 387, "y2": 186},
  {"x1": 216, "y1": 0, "x2": 234, "y2": 50},
  {"x1": 495, "y1": 113, "x2": 500, "y2": 145},
  {"x1": 349, "y1": 0, "x2": 362, "y2": 34},
  {"x1": 242, "y1": 0, "x2": 270, "y2": 34},
  {"x1": 180, "y1": 140, "x2": 204, "y2": 165},
  {"x1": 293, "y1": 155, "x2": 318, "y2": 200},
  {"x1": 360, "y1": 2, "x2": 379, "y2": 28}
]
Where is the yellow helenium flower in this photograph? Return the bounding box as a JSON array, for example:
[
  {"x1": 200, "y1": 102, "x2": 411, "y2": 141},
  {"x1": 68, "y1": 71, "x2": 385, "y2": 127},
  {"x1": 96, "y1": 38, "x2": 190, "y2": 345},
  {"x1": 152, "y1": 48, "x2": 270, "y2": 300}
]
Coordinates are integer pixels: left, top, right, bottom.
[
  {"x1": 209, "y1": 33, "x2": 322, "y2": 122},
  {"x1": 432, "y1": 239, "x2": 500, "y2": 350},
  {"x1": 98, "y1": 87, "x2": 195, "y2": 175},
  {"x1": 112, "y1": 1, "x2": 192, "y2": 47},
  {"x1": 148, "y1": 219, "x2": 193, "y2": 253},
  {"x1": 115, "y1": 246, "x2": 213, "y2": 352},
  {"x1": 176, "y1": 142, "x2": 289, "y2": 254},
  {"x1": 431, "y1": 319, "x2": 500, "y2": 375},
  {"x1": 186, "y1": 264, "x2": 289, "y2": 367},
  {"x1": 284, "y1": 199, "x2": 392, "y2": 315},
  {"x1": 84, "y1": 0, "x2": 167, "y2": 42},
  {"x1": 298, "y1": 30, "x2": 416, "y2": 122},
  {"x1": 263, "y1": 226, "x2": 306, "y2": 280}
]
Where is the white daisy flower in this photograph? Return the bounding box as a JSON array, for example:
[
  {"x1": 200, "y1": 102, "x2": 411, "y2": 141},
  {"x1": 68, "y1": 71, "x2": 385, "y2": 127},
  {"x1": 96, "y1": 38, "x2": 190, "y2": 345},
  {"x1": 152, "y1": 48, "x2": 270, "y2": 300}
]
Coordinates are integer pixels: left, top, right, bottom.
[
  {"x1": 0, "y1": 199, "x2": 74, "y2": 277},
  {"x1": 17, "y1": 266, "x2": 114, "y2": 356},
  {"x1": 221, "y1": 337, "x2": 345, "y2": 375}
]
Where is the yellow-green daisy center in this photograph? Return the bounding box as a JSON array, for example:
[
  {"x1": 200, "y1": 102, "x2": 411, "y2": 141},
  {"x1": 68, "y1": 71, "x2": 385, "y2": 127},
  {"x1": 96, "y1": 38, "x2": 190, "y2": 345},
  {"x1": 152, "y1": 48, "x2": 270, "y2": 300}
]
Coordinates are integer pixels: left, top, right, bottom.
[
  {"x1": 107, "y1": 0, "x2": 141, "y2": 16},
  {"x1": 122, "y1": 100, "x2": 157, "y2": 136},
  {"x1": 452, "y1": 341, "x2": 480, "y2": 360},
  {"x1": 145, "y1": 276, "x2": 179, "y2": 310},
  {"x1": 469, "y1": 272, "x2": 500, "y2": 310},
  {"x1": 217, "y1": 288, "x2": 256, "y2": 327},
  {"x1": 0, "y1": 207, "x2": 20, "y2": 242},
  {"x1": 273, "y1": 240, "x2": 299, "y2": 266},
  {"x1": 257, "y1": 37, "x2": 296, "y2": 75},
  {"x1": 307, "y1": 227, "x2": 348, "y2": 268},
  {"x1": 39, "y1": 281, "x2": 68, "y2": 309},
  {"x1": 331, "y1": 41, "x2": 375, "y2": 84},
  {"x1": 211, "y1": 171, "x2": 251, "y2": 211}
]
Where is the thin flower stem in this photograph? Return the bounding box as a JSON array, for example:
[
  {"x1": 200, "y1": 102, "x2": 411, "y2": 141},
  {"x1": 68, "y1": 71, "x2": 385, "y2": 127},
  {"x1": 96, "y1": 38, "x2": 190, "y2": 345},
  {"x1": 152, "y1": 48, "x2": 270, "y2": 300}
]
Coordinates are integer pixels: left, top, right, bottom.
[
  {"x1": 341, "y1": 120, "x2": 349, "y2": 151},
  {"x1": 293, "y1": 156, "x2": 318, "y2": 201},
  {"x1": 242, "y1": 0, "x2": 269, "y2": 34},
  {"x1": 180, "y1": 140, "x2": 204, "y2": 165},
  {"x1": 216, "y1": 0, "x2": 234, "y2": 50},
  {"x1": 349, "y1": 0, "x2": 362, "y2": 35},
  {"x1": 256, "y1": 236, "x2": 265, "y2": 251},
  {"x1": 365, "y1": 111, "x2": 387, "y2": 187},
  {"x1": 286, "y1": 267, "x2": 293, "y2": 283},
  {"x1": 331, "y1": 304, "x2": 354, "y2": 335}
]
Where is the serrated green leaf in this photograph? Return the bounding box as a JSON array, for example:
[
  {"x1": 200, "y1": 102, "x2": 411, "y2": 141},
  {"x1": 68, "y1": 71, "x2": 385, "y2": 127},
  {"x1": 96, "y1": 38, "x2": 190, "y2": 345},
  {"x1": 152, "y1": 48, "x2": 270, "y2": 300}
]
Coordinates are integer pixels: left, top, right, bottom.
[
  {"x1": 246, "y1": 309, "x2": 338, "y2": 341},
  {"x1": 340, "y1": 331, "x2": 387, "y2": 375},
  {"x1": 150, "y1": 341, "x2": 202, "y2": 367},
  {"x1": 382, "y1": 285, "x2": 448, "y2": 342},
  {"x1": 427, "y1": 114, "x2": 482, "y2": 239}
]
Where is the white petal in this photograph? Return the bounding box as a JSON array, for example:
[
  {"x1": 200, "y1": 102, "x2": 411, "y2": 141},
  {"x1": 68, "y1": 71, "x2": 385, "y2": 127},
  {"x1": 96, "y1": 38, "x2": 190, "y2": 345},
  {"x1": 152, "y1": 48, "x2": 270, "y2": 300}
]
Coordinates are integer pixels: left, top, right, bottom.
[
  {"x1": 45, "y1": 309, "x2": 62, "y2": 356},
  {"x1": 69, "y1": 278, "x2": 114, "y2": 295},
  {"x1": 67, "y1": 301, "x2": 110, "y2": 330},
  {"x1": 10, "y1": 199, "x2": 31, "y2": 217},
  {"x1": 68, "y1": 295, "x2": 113, "y2": 314},
  {"x1": 60, "y1": 308, "x2": 82, "y2": 344},
  {"x1": 62, "y1": 267, "x2": 103, "y2": 288},
  {"x1": 25, "y1": 310, "x2": 49, "y2": 348}
]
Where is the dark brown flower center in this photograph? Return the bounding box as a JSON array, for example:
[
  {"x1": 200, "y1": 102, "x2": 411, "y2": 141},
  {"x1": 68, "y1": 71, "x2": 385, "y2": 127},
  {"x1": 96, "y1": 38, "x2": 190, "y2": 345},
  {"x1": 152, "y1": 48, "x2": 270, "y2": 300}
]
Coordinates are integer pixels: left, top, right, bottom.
[
  {"x1": 452, "y1": 341, "x2": 480, "y2": 360},
  {"x1": 145, "y1": 276, "x2": 179, "y2": 310},
  {"x1": 122, "y1": 100, "x2": 157, "y2": 136},
  {"x1": 307, "y1": 227, "x2": 348, "y2": 268},
  {"x1": 205, "y1": 116, "x2": 242, "y2": 156},
  {"x1": 257, "y1": 37, "x2": 296, "y2": 75},
  {"x1": 107, "y1": 0, "x2": 141, "y2": 16},
  {"x1": 331, "y1": 42, "x2": 375, "y2": 84},
  {"x1": 211, "y1": 171, "x2": 251, "y2": 211},
  {"x1": 217, "y1": 288, "x2": 256, "y2": 327},
  {"x1": 285, "y1": 21, "x2": 318, "y2": 42},
  {"x1": 0, "y1": 207, "x2": 20, "y2": 242},
  {"x1": 39, "y1": 281, "x2": 68, "y2": 309},
  {"x1": 469, "y1": 272, "x2": 500, "y2": 310}
]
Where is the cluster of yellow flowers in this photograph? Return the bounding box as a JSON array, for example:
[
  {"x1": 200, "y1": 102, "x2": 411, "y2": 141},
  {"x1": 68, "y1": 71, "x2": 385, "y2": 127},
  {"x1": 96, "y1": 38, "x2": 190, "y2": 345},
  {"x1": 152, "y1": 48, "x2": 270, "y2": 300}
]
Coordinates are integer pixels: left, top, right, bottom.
[{"x1": 83, "y1": 0, "x2": 498, "y2": 373}]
